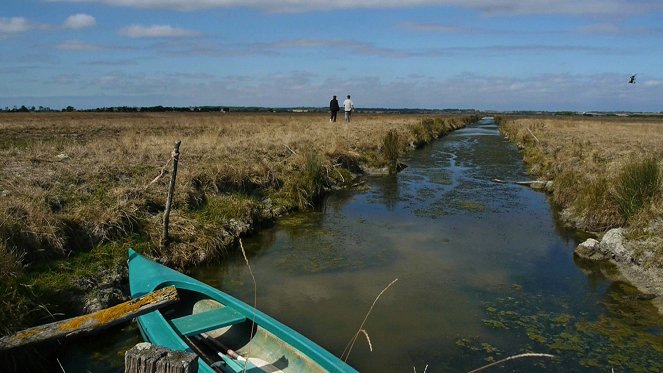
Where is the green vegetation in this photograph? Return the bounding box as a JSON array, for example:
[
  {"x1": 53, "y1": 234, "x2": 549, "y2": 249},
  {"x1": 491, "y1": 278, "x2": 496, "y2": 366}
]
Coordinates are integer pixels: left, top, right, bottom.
[{"x1": 469, "y1": 284, "x2": 663, "y2": 372}]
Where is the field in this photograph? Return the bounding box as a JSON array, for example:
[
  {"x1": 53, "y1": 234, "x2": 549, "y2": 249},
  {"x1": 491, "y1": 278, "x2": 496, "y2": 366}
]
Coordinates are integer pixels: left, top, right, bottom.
[{"x1": 0, "y1": 111, "x2": 475, "y2": 333}]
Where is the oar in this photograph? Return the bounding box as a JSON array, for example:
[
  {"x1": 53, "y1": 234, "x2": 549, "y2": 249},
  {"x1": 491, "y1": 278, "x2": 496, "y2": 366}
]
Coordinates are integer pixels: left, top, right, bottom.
[
  {"x1": 182, "y1": 334, "x2": 225, "y2": 373},
  {"x1": 200, "y1": 332, "x2": 284, "y2": 373}
]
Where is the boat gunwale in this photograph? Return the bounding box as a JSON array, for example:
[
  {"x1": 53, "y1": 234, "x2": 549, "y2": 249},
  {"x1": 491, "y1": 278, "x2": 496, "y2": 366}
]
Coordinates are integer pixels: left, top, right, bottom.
[{"x1": 128, "y1": 248, "x2": 358, "y2": 373}]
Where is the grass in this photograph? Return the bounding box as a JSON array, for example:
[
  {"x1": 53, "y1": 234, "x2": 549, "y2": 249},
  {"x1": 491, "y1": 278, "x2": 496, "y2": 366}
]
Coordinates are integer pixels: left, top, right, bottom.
[
  {"x1": 613, "y1": 156, "x2": 661, "y2": 222},
  {"x1": 0, "y1": 111, "x2": 474, "y2": 333},
  {"x1": 500, "y1": 115, "x2": 663, "y2": 260}
]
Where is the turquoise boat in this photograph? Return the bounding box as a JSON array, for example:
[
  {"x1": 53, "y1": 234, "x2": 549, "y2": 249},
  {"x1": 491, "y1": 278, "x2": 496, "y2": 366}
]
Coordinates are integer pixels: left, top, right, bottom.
[{"x1": 128, "y1": 248, "x2": 358, "y2": 373}]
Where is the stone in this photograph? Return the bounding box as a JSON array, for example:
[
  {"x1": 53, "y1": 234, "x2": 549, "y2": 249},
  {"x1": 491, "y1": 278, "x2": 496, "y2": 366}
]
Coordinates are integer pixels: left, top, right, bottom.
[
  {"x1": 599, "y1": 228, "x2": 633, "y2": 263},
  {"x1": 575, "y1": 238, "x2": 601, "y2": 259},
  {"x1": 545, "y1": 181, "x2": 554, "y2": 193}
]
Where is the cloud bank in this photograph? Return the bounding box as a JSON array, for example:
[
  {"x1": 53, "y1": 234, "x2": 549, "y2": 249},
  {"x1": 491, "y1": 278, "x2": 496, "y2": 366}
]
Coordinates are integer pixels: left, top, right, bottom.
[
  {"x1": 118, "y1": 24, "x2": 200, "y2": 38},
  {"x1": 46, "y1": 0, "x2": 663, "y2": 15}
]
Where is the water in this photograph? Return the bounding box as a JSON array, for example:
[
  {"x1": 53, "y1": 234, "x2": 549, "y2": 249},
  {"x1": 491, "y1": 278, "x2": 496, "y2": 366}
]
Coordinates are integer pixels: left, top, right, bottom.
[{"x1": 60, "y1": 118, "x2": 663, "y2": 372}]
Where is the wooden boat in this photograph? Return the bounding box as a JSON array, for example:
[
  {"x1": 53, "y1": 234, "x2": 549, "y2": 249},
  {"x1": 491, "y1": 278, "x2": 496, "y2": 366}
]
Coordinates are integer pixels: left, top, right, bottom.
[{"x1": 128, "y1": 248, "x2": 358, "y2": 373}]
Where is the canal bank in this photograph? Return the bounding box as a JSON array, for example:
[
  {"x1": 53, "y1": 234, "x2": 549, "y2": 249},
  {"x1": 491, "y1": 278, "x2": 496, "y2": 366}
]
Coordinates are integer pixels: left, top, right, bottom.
[{"x1": 500, "y1": 116, "x2": 663, "y2": 314}]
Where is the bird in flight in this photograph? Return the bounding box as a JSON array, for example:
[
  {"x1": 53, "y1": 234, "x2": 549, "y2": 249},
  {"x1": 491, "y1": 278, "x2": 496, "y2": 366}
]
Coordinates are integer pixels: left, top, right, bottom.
[{"x1": 628, "y1": 74, "x2": 637, "y2": 84}]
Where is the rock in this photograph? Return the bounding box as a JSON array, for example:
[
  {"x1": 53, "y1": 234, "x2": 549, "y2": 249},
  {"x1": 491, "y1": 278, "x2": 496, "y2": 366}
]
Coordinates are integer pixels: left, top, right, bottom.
[
  {"x1": 545, "y1": 181, "x2": 554, "y2": 193},
  {"x1": 75, "y1": 265, "x2": 129, "y2": 313},
  {"x1": 361, "y1": 166, "x2": 389, "y2": 176},
  {"x1": 599, "y1": 228, "x2": 633, "y2": 263},
  {"x1": 226, "y1": 218, "x2": 251, "y2": 236},
  {"x1": 575, "y1": 238, "x2": 601, "y2": 259},
  {"x1": 84, "y1": 287, "x2": 127, "y2": 313},
  {"x1": 56, "y1": 153, "x2": 69, "y2": 160},
  {"x1": 529, "y1": 180, "x2": 547, "y2": 190},
  {"x1": 559, "y1": 207, "x2": 585, "y2": 229}
]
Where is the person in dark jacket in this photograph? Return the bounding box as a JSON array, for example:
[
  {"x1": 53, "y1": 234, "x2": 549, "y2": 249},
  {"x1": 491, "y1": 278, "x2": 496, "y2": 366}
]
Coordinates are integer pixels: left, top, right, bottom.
[{"x1": 329, "y1": 95, "x2": 340, "y2": 122}]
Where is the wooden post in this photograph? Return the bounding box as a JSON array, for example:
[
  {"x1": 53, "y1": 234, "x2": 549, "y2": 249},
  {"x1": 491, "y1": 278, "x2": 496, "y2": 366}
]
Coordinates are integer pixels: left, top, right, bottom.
[
  {"x1": 0, "y1": 286, "x2": 178, "y2": 351},
  {"x1": 162, "y1": 140, "x2": 181, "y2": 248},
  {"x1": 125, "y1": 342, "x2": 198, "y2": 373}
]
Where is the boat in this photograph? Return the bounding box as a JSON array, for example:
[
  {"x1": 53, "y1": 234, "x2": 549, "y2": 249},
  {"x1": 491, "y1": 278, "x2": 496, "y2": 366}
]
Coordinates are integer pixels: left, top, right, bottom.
[{"x1": 128, "y1": 248, "x2": 358, "y2": 373}]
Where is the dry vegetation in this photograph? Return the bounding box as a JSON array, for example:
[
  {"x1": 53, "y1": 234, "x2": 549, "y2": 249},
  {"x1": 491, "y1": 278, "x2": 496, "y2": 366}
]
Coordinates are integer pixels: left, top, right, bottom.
[
  {"x1": 500, "y1": 115, "x2": 663, "y2": 261},
  {"x1": 0, "y1": 111, "x2": 476, "y2": 332}
]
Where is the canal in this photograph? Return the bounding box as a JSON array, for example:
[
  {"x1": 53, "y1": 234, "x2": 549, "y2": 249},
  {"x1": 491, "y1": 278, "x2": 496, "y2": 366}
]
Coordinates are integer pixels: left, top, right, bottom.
[{"x1": 63, "y1": 118, "x2": 663, "y2": 372}]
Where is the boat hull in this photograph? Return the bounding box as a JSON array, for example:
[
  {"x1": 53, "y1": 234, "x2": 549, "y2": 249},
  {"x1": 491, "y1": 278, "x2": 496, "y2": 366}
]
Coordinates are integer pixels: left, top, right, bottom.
[{"x1": 128, "y1": 248, "x2": 357, "y2": 373}]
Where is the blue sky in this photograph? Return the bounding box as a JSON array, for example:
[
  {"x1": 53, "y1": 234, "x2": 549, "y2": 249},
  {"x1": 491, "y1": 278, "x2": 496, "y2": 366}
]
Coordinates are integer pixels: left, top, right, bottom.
[{"x1": 1, "y1": 1, "x2": 662, "y2": 111}]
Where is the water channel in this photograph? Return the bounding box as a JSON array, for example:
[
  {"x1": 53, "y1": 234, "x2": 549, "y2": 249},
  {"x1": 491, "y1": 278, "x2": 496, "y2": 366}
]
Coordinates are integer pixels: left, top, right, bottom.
[{"x1": 62, "y1": 118, "x2": 663, "y2": 372}]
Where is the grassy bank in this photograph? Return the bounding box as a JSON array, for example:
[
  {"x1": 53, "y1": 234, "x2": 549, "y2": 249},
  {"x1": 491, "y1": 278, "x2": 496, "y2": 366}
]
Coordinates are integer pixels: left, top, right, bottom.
[
  {"x1": 0, "y1": 112, "x2": 478, "y2": 334},
  {"x1": 500, "y1": 115, "x2": 663, "y2": 263}
]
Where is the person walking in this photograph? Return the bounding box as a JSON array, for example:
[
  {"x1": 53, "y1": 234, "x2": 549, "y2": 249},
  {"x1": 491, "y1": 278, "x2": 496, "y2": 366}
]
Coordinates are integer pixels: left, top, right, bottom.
[
  {"x1": 343, "y1": 95, "x2": 354, "y2": 123},
  {"x1": 329, "y1": 95, "x2": 340, "y2": 122}
]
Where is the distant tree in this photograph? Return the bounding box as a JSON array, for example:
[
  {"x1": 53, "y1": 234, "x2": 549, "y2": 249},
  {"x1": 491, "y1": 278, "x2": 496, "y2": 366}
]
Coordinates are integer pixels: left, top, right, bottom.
[
  {"x1": 17, "y1": 105, "x2": 29, "y2": 112},
  {"x1": 63, "y1": 105, "x2": 75, "y2": 112}
]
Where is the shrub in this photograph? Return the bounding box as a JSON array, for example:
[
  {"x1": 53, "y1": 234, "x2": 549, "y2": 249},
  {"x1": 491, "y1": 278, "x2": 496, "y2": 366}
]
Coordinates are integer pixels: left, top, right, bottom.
[
  {"x1": 280, "y1": 149, "x2": 328, "y2": 209},
  {"x1": 612, "y1": 157, "x2": 662, "y2": 222}
]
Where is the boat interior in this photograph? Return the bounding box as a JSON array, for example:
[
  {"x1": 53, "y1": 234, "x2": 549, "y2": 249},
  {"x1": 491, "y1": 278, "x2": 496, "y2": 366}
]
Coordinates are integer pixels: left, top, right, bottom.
[{"x1": 158, "y1": 288, "x2": 326, "y2": 373}]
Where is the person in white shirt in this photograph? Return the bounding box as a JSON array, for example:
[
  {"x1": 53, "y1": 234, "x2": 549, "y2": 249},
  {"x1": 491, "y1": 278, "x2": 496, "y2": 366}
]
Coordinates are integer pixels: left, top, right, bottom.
[{"x1": 343, "y1": 95, "x2": 354, "y2": 123}]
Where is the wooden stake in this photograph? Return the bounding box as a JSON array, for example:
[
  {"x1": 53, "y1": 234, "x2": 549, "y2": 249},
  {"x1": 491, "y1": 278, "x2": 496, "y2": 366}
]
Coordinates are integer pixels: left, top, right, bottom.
[
  {"x1": 0, "y1": 286, "x2": 178, "y2": 351},
  {"x1": 125, "y1": 342, "x2": 198, "y2": 373},
  {"x1": 162, "y1": 140, "x2": 181, "y2": 248}
]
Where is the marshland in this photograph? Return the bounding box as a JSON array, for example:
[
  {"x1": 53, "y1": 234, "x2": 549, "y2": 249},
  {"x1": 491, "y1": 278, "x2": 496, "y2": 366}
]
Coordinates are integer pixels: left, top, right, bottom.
[{"x1": 2, "y1": 112, "x2": 663, "y2": 372}]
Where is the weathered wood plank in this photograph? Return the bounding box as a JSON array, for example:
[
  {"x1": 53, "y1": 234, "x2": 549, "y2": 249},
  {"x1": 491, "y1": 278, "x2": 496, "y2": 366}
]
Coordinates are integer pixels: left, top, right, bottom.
[
  {"x1": 125, "y1": 342, "x2": 198, "y2": 373},
  {"x1": 0, "y1": 286, "x2": 178, "y2": 351}
]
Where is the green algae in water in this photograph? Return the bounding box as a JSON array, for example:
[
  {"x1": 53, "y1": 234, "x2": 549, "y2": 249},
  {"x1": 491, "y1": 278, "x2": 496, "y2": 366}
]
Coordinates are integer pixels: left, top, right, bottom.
[
  {"x1": 469, "y1": 284, "x2": 663, "y2": 372},
  {"x1": 460, "y1": 200, "x2": 485, "y2": 211},
  {"x1": 273, "y1": 216, "x2": 395, "y2": 273}
]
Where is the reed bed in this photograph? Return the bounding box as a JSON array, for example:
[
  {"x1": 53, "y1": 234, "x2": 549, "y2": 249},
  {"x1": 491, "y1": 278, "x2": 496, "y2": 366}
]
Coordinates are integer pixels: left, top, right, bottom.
[{"x1": 0, "y1": 111, "x2": 474, "y2": 332}]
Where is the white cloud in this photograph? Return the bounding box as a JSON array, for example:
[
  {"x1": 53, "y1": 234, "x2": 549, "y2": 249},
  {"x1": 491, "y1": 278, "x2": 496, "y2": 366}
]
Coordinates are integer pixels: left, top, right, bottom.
[
  {"x1": 0, "y1": 17, "x2": 32, "y2": 36},
  {"x1": 64, "y1": 14, "x2": 96, "y2": 29},
  {"x1": 397, "y1": 22, "x2": 476, "y2": 33},
  {"x1": 55, "y1": 40, "x2": 103, "y2": 51},
  {"x1": 643, "y1": 80, "x2": 663, "y2": 87},
  {"x1": 118, "y1": 24, "x2": 200, "y2": 38},
  {"x1": 45, "y1": 0, "x2": 663, "y2": 15}
]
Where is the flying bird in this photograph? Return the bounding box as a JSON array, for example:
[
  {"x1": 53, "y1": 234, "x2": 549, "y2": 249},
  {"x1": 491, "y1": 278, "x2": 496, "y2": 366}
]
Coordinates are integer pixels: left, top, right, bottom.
[{"x1": 628, "y1": 74, "x2": 637, "y2": 84}]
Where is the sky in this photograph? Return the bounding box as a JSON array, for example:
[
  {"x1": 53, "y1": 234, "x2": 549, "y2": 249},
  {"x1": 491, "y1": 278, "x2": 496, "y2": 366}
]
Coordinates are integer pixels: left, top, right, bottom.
[{"x1": 1, "y1": 0, "x2": 662, "y2": 112}]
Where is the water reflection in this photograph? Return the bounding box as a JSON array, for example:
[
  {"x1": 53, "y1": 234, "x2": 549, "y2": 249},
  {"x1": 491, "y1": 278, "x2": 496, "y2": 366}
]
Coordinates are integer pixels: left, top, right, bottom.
[{"x1": 369, "y1": 175, "x2": 400, "y2": 211}]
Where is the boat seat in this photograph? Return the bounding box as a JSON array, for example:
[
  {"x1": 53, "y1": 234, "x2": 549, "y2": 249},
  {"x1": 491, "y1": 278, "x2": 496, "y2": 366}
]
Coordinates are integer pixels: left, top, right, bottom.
[{"x1": 170, "y1": 306, "x2": 247, "y2": 336}]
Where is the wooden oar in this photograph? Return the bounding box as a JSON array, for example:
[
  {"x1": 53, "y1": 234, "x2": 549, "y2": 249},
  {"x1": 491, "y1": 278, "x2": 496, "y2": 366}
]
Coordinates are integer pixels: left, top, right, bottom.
[{"x1": 0, "y1": 286, "x2": 178, "y2": 351}]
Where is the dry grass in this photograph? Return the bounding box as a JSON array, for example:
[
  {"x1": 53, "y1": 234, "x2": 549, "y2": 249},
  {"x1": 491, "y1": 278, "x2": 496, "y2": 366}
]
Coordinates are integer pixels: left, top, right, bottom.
[
  {"x1": 0, "y1": 111, "x2": 472, "y2": 331},
  {"x1": 501, "y1": 115, "x2": 663, "y2": 237}
]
